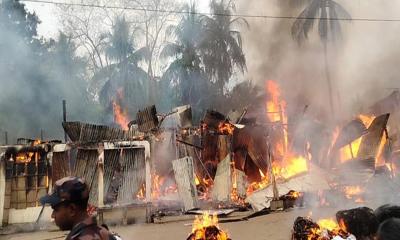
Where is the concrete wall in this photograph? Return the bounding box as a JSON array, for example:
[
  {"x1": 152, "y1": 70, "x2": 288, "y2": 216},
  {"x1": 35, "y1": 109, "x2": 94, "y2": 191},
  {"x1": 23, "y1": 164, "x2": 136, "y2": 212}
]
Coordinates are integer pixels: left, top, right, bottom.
[{"x1": 8, "y1": 206, "x2": 53, "y2": 224}]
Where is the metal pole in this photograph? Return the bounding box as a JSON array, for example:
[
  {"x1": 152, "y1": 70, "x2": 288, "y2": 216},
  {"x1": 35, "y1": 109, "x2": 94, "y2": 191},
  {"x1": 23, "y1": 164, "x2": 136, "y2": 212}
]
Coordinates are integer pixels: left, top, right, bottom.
[
  {"x1": 4, "y1": 131, "x2": 8, "y2": 145},
  {"x1": 62, "y1": 100, "x2": 67, "y2": 143}
]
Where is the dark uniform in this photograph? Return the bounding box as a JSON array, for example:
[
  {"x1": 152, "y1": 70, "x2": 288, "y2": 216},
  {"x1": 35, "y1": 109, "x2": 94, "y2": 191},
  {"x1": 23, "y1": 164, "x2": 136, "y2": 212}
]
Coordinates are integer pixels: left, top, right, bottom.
[{"x1": 66, "y1": 217, "x2": 116, "y2": 240}]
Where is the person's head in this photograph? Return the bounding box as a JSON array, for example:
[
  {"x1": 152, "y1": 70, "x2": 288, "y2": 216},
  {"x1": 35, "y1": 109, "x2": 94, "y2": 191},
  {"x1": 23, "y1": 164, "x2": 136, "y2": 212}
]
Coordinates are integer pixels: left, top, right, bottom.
[
  {"x1": 377, "y1": 218, "x2": 400, "y2": 240},
  {"x1": 40, "y1": 176, "x2": 89, "y2": 230},
  {"x1": 374, "y1": 204, "x2": 400, "y2": 224}
]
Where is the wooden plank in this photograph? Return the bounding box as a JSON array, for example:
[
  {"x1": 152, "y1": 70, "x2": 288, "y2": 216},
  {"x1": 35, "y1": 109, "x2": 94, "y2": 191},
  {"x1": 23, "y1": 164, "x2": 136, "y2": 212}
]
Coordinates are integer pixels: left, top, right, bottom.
[
  {"x1": 172, "y1": 157, "x2": 198, "y2": 212},
  {"x1": 212, "y1": 154, "x2": 232, "y2": 202}
]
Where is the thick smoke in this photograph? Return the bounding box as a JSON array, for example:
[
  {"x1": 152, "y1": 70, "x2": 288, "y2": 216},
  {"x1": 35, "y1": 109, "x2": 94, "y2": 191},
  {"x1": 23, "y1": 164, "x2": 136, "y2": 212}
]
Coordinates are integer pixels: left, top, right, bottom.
[
  {"x1": 0, "y1": 2, "x2": 100, "y2": 144},
  {"x1": 237, "y1": 0, "x2": 400, "y2": 121},
  {"x1": 235, "y1": 0, "x2": 400, "y2": 211}
]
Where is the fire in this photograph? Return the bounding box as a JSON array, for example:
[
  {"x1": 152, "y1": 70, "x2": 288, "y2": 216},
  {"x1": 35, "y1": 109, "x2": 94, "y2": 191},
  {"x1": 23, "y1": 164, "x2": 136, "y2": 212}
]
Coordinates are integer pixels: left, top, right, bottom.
[
  {"x1": 358, "y1": 114, "x2": 375, "y2": 128},
  {"x1": 339, "y1": 137, "x2": 362, "y2": 163},
  {"x1": 151, "y1": 173, "x2": 178, "y2": 200},
  {"x1": 16, "y1": 153, "x2": 31, "y2": 163},
  {"x1": 310, "y1": 218, "x2": 348, "y2": 239},
  {"x1": 273, "y1": 155, "x2": 308, "y2": 180},
  {"x1": 265, "y1": 80, "x2": 287, "y2": 124},
  {"x1": 15, "y1": 139, "x2": 42, "y2": 163},
  {"x1": 247, "y1": 81, "x2": 309, "y2": 195},
  {"x1": 317, "y1": 218, "x2": 339, "y2": 232},
  {"x1": 292, "y1": 217, "x2": 349, "y2": 240},
  {"x1": 136, "y1": 184, "x2": 145, "y2": 200},
  {"x1": 198, "y1": 178, "x2": 213, "y2": 201},
  {"x1": 375, "y1": 133, "x2": 387, "y2": 167},
  {"x1": 343, "y1": 186, "x2": 363, "y2": 200},
  {"x1": 217, "y1": 122, "x2": 235, "y2": 135},
  {"x1": 195, "y1": 176, "x2": 201, "y2": 185},
  {"x1": 265, "y1": 80, "x2": 288, "y2": 156},
  {"x1": 188, "y1": 212, "x2": 230, "y2": 240},
  {"x1": 247, "y1": 155, "x2": 308, "y2": 194},
  {"x1": 337, "y1": 114, "x2": 376, "y2": 163},
  {"x1": 112, "y1": 88, "x2": 130, "y2": 130}
]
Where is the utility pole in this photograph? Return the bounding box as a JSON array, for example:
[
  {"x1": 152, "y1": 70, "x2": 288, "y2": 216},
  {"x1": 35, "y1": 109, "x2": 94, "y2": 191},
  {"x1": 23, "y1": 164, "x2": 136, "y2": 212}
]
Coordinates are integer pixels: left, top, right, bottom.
[{"x1": 62, "y1": 100, "x2": 67, "y2": 143}]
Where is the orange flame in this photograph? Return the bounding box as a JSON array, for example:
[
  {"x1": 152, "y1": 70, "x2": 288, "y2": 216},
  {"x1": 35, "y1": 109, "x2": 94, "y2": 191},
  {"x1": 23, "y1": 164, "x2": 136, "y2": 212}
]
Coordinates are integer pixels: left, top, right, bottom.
[
  {"x1": 343, "y1": 186, "x2": 363, "y2": 200},
  {"x1": 247, "y1": 155, "x2": 308, "y2": 194},
  {"x1": 376, "y1": 133, "x2": 387, "y2": 167},
  {"x1": 112, "y1": 89, "x2": 130, "y2": 130},
  {"x1": 151, "y1": 173, "x2": 178, "y2": 200},
  {"x1": 358, "y1": 114, "x2": 375, "y2": 128},
  {"x1": 317, "y1": 218, "x2": 339, "y2": 232},
  {"x1": 217, "y1": 122, "x2": 235, "y2": 135},
  {"x1": 339, "y1": 137, "x2": 362, "y2": 163},
  {"x1": 15, "y1": 139, "x2": 42, "y2": 163},
  {"x1": 305, "y1": 218, "x2": 348, "y2": 239},
  {"x1": 189, "y1": 212, "x2": 229, "y2": 240},
  {"x1": 265, "y1": 80, "x2": 288, "y2": 157},
  {"x1": 136, "y1": 184, "x2": 145, "y2": 200},
  {"x1": 273, "y1": 155, "x2": 308, "y2": 180},
  {"x1": 265, "y1": 80, "x2": 287, "y2": 123},
  {"x1": 336, "y1": 115, "x2": 376, "y2": 163}
]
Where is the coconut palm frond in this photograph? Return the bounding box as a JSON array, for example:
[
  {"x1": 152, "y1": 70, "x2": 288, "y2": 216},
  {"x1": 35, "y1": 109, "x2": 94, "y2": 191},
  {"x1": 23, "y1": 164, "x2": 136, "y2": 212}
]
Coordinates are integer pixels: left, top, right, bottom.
[
  {"x1": 291, "y1": 0, "x2": 320, "y2": 43},
  {"x1": 318, "y1": 2, "x2": 328, "y2": 41},
  {"x1": 331, "y1": 1, "x2": 351, "y2": 20},
  {"x1": 160, "y1": 43, "x2": 183, "y2": 59},
  {"x1": 328, "y1": 6, "x2": 342, "y2": 41},
  {"x1": 129, "y1": 46, "x2": 150, "y2": 64},
  {"x1": 230, "y1": 17, "x2": 250, "y2": 29}
]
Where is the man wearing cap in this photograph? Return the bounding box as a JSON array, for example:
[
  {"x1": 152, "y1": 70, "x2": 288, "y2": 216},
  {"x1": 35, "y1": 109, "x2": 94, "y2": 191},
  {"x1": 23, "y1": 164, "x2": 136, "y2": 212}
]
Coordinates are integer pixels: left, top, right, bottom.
[{"x1": 41, "y1": 176, "x2": 117, "y2": 240}]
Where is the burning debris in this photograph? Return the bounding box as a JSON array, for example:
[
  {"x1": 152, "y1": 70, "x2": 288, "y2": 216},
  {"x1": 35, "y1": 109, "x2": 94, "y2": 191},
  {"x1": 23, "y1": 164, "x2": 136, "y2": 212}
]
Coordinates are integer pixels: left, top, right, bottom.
[
  {"x1": 3, "y1": 78, "x2": 400, "y2": 228},
  {"x1": 186, "y1": 212, "x2": 231, "y2": 240},
  {"x1": 292, "y1": 216, "x2": 354, "y2": 240},
  {"x1": 292, "y1": 207, "x2": 381, "y2": 240}
]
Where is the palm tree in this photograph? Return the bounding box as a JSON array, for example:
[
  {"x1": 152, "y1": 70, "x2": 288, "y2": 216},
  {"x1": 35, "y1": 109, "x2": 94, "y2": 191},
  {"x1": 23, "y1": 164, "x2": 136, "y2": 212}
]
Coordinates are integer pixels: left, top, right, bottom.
[
  {"x1": 95, "y1": 16, "x2": 149, "y2": 116},
  {"x1": 160, "y1": 3, "x2": 207, "y2": 111},
  {"x1": 200, "y1": 0, "x2": 248, "y2": 95},
  {"x1": 291, "y1": 0, "x2": 351, "y2": 117}
]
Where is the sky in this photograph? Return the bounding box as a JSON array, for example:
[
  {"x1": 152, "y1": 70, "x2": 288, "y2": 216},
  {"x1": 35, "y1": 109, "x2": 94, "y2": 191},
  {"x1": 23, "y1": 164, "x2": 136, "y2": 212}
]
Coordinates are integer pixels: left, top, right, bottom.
[{"x1": 24, "y1": 0, "x2": 211, "y2": 38}]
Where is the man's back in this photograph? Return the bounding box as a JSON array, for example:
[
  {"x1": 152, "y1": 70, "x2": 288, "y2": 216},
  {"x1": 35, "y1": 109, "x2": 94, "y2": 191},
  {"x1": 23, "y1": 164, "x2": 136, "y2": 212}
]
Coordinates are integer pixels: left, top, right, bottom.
[{"x1": 66, "y1": 217, "x2": 115, "y2": 240}]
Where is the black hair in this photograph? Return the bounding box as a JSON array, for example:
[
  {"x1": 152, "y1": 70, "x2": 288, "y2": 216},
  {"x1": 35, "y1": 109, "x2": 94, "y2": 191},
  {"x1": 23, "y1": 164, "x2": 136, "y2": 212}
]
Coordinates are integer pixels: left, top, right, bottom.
[
  {"x1": 375, "y1": 204, "x2": 400, "y2": 224},
  {"x1": 377, "y1": 218, "x2": 400, "y2": 240},
  {"x1": 71, "y1": 198, "x2": 89, "y2": 211}
]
